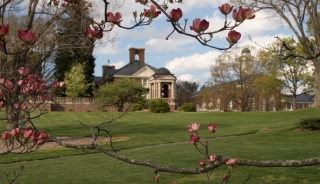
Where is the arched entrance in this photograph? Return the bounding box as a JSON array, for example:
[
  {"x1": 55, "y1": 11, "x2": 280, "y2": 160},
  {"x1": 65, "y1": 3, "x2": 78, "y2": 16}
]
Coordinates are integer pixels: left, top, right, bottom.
[{"x1": 161, "y1": 84, "x2": 169, "y2": 98}]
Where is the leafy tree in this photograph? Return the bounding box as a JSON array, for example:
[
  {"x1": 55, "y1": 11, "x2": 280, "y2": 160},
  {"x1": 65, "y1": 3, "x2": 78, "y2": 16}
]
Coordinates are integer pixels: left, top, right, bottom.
[
  {"x1": 64, "y1": 63, "x2": 91, "y2": 111},
  {"x1": 232, "y1": 0, "x2": 320, "y2": 106},
  {"x1": 176, "y1": 80, "x2": 199, "y2": 108},
  {"x1": 94, "y1": 78, "x2": 146, "y2": 112},
  {"x1": 258, "y1": 38, "x2": 314, "y2": 110}
]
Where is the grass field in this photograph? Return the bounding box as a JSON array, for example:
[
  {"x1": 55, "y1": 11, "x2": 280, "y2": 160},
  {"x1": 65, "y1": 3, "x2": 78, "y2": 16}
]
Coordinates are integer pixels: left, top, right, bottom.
[{"x1": 1, "y1": 108, "x2": 320, "y2": 183}]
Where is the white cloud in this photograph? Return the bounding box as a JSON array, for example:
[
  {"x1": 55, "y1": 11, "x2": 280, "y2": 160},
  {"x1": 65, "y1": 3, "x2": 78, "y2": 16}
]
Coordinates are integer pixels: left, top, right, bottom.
[
  {"x1": 144, "y1": 38, "x2": 196, "y2": 52},
  {"x1": 93, "y1": 41, "x2": 121, "y2": 55},
  {"x1": 165, "y1": 50, "x2": 221, "y2": 74},
  {"x1": 178, "y1": 74, "x2": 194, "y2": 81},
  {"x1": 111, "y1": 60, "x2": 126, "y2": 69}
]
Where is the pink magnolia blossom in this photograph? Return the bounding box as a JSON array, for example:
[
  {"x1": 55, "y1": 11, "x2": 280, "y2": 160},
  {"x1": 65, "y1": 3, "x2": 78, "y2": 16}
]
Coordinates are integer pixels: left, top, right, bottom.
[
  {"x1": 189, "y1": 132, "x2": 200, "y2": 145},
  {"x1": 144, "y1": 4, "x2": 161, "y2": 19},
  {"x1": 190, "y1": 18, "x2": 209, "y2": 33},
  {"x1": 18, "y1": 67, "x2": 30, "y2": 75},
  {"x1": 208, "y1": 123, "x2": 217, "y2": 133},
  {"x1": 41, "y1": 94, "x2": 50, "y2": 100},
  {"x1": 225, "y1": 158, "x2": 238, "y2": 166},
  {"x1": 86, "y1": 26, "x2": 103, "y2": 39},
  {"x1": 188, "y1": 122, "x2": 200, "y2": 132},
  {"x1": 226, "y1": 30, "x2": 241, "y2": 44},
  {"x1": 208, "y1": 154, "x2": 217, "y2": 163},
  {"x1": 18, "y1": 29, "x2": 37, "y2": 45},
  {"x1": 36, "y1": 139, "x2": 45, "y2": 145},
  {"x1": 153, "y1": 175, "x2": 160, "y2": 182},
  {"x1": 29, "y1": 132, "x2": 39, "y2": 141},
  {"x1": 37, "y1": 130, "x2": 48, "y2": 140},
  {"x1": 198, "y1": 159, "x2": 206, "y2": 167},
  {"x1": 0, "y1": 24, "x2": 9, "y2": 38},
  {"x1": 23, "y1": 116, "x2": 29, "y2": 121},
  {"x1": 167, "y1": 8, "x2": 183, "y2": 22},
  {"x1": 0, "y1": 101, "x2": 3, "y2": 107},
  {"x1": 5, "y1": 80, "x2": 13, "y2": 89},
  {"x1": 106, "y1": 12, "x2": 122, "y2": 24},
  {"x1": 51, "y1": 81, "x2": 65, "y2": 88},
  {"x1": 13, "y1": 104, "x2": 19, "y2": 109},
  {"x1": 20, "y1": 104, "x2": 27, "y2": 110},
  {"x1": 22, "y1": 126, "x2": 33, "y2": 139},
  {"x1": 171, "y1": 182, "x2": 177, "y2": 184},
  {"x1": 10, "y1": 128, "x2": 20, "y2": 137},
  {"x1": 232, "y1": 6, "x2": 255, "y2": 22},
  {"x1": 1, "y1": 131, "x2": 10, "y2": 140},
  {"x1": 219, "y1": 3, "x2": 233, "y2": 15},
  {"x1": 223, "y1": 174, "x2": 229, "y2": 181}
]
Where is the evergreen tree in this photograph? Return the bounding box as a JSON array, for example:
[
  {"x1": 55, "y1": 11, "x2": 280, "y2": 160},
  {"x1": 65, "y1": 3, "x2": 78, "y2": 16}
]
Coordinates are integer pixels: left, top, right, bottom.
[{"x1": 53, "y1": 4, "x2": 95, "y2": 97}]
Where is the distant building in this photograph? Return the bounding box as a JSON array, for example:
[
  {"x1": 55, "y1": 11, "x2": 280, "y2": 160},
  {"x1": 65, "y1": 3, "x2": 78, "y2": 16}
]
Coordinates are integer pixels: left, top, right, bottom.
[
  {"x1": 94, "y1": 48, "x2": 177, "y2": 111},
  {"x1": 191, "y1": 48, "x2": 314, "y2": 112}
]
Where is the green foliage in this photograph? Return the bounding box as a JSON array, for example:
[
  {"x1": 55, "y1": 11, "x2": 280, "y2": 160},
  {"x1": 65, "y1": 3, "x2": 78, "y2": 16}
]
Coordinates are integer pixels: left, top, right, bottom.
[
  {"x1": 147, "y1": 98, "x2": 170, "y2": 113},
  {"x1": 296, "y1": 117, "x2": 320, "y2": 130},
  {"x1": 180, "y1": 102, "x2": 196, "y2": 112},
  {"x1": 131, "y1": 103, "x2": 143, "y2": 112},
  {"x1": 64, "y1": 63, "x2": 90, "y2": 98},
  {"x1": 94, "y1": 78, "x2": 146, "y2": 112}
]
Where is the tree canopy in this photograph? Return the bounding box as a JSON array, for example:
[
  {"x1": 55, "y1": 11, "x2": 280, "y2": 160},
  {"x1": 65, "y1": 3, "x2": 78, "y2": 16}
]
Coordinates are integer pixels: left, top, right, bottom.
[{"x1": 94, "y1": 78, "x2": 146, "y2": 112}]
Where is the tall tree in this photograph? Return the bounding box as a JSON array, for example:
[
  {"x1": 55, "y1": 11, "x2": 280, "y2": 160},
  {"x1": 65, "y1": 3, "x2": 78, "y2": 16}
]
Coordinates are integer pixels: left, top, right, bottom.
[
  {"x1": 231, "y1": 0, "x2": 320, "y2": 106},
  {"x1": 258, "y1": 38, "x2": 314, "y2": 110},
  {"x1": 53, "y1": 5, "x2": 95, "y2": 97},
  {"x1": 176, "y1": 80, "x2": 199, "y2": 108}
]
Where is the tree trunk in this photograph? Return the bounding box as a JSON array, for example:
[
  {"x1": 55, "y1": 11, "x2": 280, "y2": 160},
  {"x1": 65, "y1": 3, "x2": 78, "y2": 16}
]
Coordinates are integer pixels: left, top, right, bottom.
[
  {"x1": 5, "y1": 106, "x2": 19, "y2": 131},
  {"x1": 313, "y1": 59, "x2": 320, "y2": 107},
  {"x1": 293, "y1": 95, "x2": 297, "y2": 110}
]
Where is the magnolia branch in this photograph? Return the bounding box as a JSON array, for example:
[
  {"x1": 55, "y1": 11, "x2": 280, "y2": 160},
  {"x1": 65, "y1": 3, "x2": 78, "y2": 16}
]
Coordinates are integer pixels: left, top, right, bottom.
[{"x1": 50, "y1": 136, "x2": 320, "y2": 174}]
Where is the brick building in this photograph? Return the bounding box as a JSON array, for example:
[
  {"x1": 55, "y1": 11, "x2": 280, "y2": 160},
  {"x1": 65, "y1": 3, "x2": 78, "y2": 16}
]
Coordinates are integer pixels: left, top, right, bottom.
[{"x1": 97, "y1": 48, "x2": 177, "y2": 111}]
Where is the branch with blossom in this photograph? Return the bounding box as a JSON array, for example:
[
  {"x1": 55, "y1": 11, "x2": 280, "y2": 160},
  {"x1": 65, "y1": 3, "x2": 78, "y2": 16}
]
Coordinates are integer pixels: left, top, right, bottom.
[
  {"x1": 0, "y1": 67, "x2": 64, "y2": 154},
  {"x1": 47, "y1": 0, "x2": 255, "y2": 50}
]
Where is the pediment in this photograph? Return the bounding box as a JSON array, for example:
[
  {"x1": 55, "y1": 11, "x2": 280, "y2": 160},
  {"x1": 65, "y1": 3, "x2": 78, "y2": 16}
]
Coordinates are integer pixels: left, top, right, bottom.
[{"x1": 132, "y1": 66, "x2": 155, "y2": 77}]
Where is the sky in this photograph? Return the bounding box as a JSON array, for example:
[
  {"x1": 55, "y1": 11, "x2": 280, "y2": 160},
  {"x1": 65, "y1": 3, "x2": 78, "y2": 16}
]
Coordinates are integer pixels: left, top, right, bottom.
[{"x1": 92, "y1": 1, "x2": 294, "y2": 86}]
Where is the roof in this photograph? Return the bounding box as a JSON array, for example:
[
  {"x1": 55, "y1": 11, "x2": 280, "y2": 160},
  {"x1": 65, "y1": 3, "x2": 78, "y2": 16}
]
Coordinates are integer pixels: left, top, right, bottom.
[
  {"x1": 93, "y1": 76, "x2": 102, "y2": 83},
  {"x1": 285, "y1": 94, "x2": 314, "y2": 103},
  {"x1": 154, "y1": 67, "x2": 171, "y2": 75},
  {"x1": 112, "y1": 60, "x2": 157, "y2": 76},
  {"x1": 242, "y1": 48, "x2": 250, "y2": 54}
]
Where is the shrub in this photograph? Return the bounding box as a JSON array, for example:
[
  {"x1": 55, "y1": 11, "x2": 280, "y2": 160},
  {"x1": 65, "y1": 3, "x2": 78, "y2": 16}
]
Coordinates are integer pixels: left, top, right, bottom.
[
  {"x1": 131, "y1": 103, "x2": 143, "y2": 112},
  {"x1": 181, "y1": 103, "x2": 197, "y2": 112},
  {"x1": 296, "y1": 117, "x2": 320, "y2": 130},
  {"x1": 147, "y1": 99, "x2": 170, "y2": 113}
]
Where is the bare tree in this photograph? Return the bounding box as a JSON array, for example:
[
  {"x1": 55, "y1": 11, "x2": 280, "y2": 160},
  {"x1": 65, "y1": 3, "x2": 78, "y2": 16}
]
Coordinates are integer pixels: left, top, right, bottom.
[
  {"x1": 176, "y1": 80, "x2": 199, "y2": 108},
  {"x1": 209, "y1": 46, "x2": 264, "y2": 111}
]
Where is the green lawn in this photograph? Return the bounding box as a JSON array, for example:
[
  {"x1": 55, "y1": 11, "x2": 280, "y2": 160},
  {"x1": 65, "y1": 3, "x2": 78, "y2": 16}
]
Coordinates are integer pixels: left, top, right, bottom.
[{"x1": 1, "y1": 108, "x2": 320, "y2": 183}]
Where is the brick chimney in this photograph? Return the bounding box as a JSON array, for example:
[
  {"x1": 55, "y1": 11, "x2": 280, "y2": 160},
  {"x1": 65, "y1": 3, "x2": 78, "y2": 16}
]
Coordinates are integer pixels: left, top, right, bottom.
[
  {"x1": 129, "y1": 48, "x2": 145, "y2": 63},
  {"x1": 102, "y1": 65, "x2": 115, "y2": 78}
]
